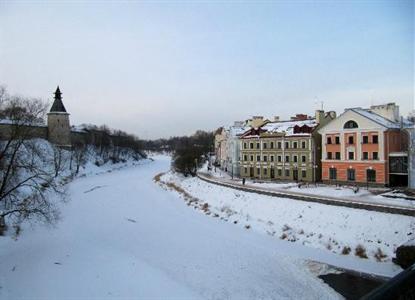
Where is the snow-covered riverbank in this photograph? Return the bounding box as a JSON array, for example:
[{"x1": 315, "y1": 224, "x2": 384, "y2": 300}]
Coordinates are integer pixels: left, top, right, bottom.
[{"x1": 159, "y1": 169, "x2": 414, "y2": 277}]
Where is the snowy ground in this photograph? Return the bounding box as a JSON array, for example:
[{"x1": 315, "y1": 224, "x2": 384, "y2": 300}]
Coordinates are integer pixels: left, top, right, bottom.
[
  {"x1": 0, "y1": 155, "x2": 345, "y2": 299},
  {"x1": 205, "y1": 165, "x2": 415, "y2": 209},
  {"x1": 160, "y1": 170, "x2": 415, "y2": 275}
]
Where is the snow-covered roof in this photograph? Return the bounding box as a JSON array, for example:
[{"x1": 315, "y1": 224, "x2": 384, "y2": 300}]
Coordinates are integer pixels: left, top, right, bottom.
[
  {"x1": 71, "y1": 125, "x2": 88, "y2": 133},
  {"x1": 229, "y1": 125, "x2": 250, "y2": 137},
  {"x1": 349, "y1": 108, "x2": 413, "y2": 129},
  {"x1": 260, "y1": 119, "x2": 318, "y2": 136},
  {"x1": 349, "y1": 108, "x2": 401, "y2": 129}
]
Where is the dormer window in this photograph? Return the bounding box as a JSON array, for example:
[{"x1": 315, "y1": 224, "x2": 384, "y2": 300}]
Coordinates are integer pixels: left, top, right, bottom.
[{"x1": 344, "y1": 120, "x2": 358, "y2": 129}]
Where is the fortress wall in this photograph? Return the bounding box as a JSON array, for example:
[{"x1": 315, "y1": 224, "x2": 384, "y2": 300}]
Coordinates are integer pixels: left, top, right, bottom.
[{"x1": 0, "y1": 124, "x2": 48, "y2": 140}]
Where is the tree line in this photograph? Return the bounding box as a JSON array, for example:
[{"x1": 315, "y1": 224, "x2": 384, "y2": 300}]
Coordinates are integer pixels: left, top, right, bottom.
[{"x1": 141, "y1": 130, "x2": 214, "y2": 176}]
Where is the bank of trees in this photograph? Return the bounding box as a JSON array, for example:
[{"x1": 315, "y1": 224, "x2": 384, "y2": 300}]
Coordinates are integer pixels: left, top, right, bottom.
[
  {"x1": 142, "y1": 130, "x2": 214, "y2": 176},
  {"x1": 171, "y1": 130, "x2": 214, "y2": 176},
  {"x1": 72, "y1": 124, "x2": 145, "y2": 167}
]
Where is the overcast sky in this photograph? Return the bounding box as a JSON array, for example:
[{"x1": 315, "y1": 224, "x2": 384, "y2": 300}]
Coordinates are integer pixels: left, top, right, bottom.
[{"x1": 0, "y1": 1, "x2": 413, "y2": 139}]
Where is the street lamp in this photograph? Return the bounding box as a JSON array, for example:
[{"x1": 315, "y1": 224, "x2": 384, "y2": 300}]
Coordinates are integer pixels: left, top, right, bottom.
[{"x1": 313, "y1": 164, "x2": 318, "y2": 186}]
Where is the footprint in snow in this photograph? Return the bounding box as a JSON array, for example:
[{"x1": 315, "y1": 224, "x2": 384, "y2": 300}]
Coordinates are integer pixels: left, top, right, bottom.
[{"x1": 126, "y1": 218, "x2": 137, "y2": 223}]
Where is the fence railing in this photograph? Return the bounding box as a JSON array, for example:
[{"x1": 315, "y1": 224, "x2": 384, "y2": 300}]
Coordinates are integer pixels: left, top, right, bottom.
[{"x1": 361, "y1": 264, "x2": 415, "y2": 300}]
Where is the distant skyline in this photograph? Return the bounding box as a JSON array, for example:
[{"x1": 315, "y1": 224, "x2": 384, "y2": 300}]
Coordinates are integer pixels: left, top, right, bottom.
[{"x1": 0, "y1": 0, "x2": 413, "y2": 139}]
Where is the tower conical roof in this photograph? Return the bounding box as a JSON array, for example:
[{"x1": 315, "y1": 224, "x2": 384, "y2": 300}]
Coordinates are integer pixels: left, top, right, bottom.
[{"x1": 50, "y1": 86, "x2": 67, "y2": 112}]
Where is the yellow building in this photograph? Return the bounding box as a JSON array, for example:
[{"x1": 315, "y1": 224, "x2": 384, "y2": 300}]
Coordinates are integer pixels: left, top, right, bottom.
[{"x1": 240, "y1": 110, "x2": 336, "y2": 183}]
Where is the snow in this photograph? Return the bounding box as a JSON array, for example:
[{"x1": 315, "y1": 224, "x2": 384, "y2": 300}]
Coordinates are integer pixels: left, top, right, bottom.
[
  {"x1": 160, "y1": 169, "x2": 414, "y2": 276},
  {"x1": 403, "y1": 239, "x2": 415, "y2": 247},
  {"x1": 204, "y1": 166, "x2": 415, "y2": 209},
  {"x1": 351, "y1": 108, "x2": 403, "y2": 129},
  {"x1": 0, "y1": 155, "x2": 343, "y2": 299},
  {"x1": 261, "y1": 119, "x2": 317, "y2": 136}
]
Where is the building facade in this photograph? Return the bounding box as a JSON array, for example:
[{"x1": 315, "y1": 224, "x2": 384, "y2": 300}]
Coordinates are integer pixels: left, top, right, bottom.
[
  {"x1": 224, "y1": 121, "x2": 250, "y2": 177},
  {"x1": 214, "y1": 127, "x2": 227, "y2": 167},
  {"x1": 239, "y1": 110, "x2": 336, "y2": 182},
  {"x1": 405, "y1": 126, "x2": 415, "y2": 190},
  {"x1": 318, "y1": 103, "x2": 411, "y2": 187}
]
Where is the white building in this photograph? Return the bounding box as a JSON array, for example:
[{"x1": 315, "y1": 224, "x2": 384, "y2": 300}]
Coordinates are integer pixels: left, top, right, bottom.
[
  {"x1": 225, "y1": 121, "x2": 250, "y2": 177},
  {"x1": 214, "y1": 120, "x2": 252, "y2": 177}
]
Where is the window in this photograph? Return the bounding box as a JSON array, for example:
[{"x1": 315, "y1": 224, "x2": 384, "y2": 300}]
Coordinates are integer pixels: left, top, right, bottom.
[
  {"x1": 270, "y1": 155, "x2": 274, "y2": 162},
  {"x1": 302, "y1": 155, "x2": 306, "y2": 163},
  {"x1": 256, "y1": 155, "x2": 261, "y2": 161},
  {"x1": 263, "y1": 156, "x2": 268, "y2": 162},
  {"x1": 256, "y1": 143, "x2": 260, "y2": 149},
  {"x1": 277, "y1": 155, "x2": 282, "y2": 162},
  {"x1": 362, "y1": 136, "x2": 368, "y2": 144},
  {"x1": 348, "y1": 152, "x2": 354, "y2": 160},
  {"x1": 348, "y1": 136, "x2": 354, "y2": 144},
  {"x1": 285, "y1": 142, "x2": 289, "y2": 149},
  {"x1": 293, "y1": 156, "x2": 298, "y2": 163},
  {"x1": 372, "y1": 135, "x2": 378, "y2": 144},
  {"x1": 327, "y1": 137, "x2": 332, "y2": 144},
  {"x1": 344, "y1": 120, "x2": 358, "y2": 129},
  {"x1": 244, "y1": 167, "x2": 247, "y2": 174},
  {"x1": 329, "y1": 168, "x2": 337, "y2": 180},
  {"x1": 277, "y1": 169, "x2": 282, "y2": 176},
  {"x1": 347, "y1": 169, "x2": 355, "y2": 181},
  {"x1": 250, "y1": 143, "x2": 254, "y2": 149},
  {"x1": 367, "y1": 169, "x2": 376, "y2": 182},
  {"x1": 257, "y1": 168, "x2": 260, "y2": 175},
  {"x1": 264, "y1": 168, "x2": 268, "y2": 175},
  {"x1": 250, "y1": 155, "x2": 254, "y2": 161},
  {"x1": 373, "y1": 152, "x2": 378, "y2": 160},
  {"x1": 285, "y1": 155, "x2": 290, "y2": 162},
  {"x1": 302, "y1": 141, "x2": 306, "y2": 148},
  {"x1": 244, "y1": 142, "x2": 247, "y2": 149},
  {"x1": 244, "y1": 155, "x2": 247, "y2": 161},
  {"x1": 285, "y1": 169, "x2": 290, "y2": 177},
  {"x1": 335, "y1": 152, "x2": 341, "y2": 160},
  {"x1": 302, "y1": 170, "x2": 307, "y2": 178},
  {"x1": 335, "y1": 136, "x2": 340, "y2": 144},
  {"x1": 293, "y1": 142, "x2": 298, "y2": 149},
  {"x1": 277, "y1": 142, "x2": 282, "y2": 149},
  {"x1": 270, "y1": 142, "x2": 274, "y2": 149},
  {"x1": 263, "y1": 143, "x2": 267, "y2": 149},
  {"x1": 327, "y1": 152, "x2": 332, "y2": 159},
  {"x1": 363, "y1": 152, "x2": 368, "y2": 160}
]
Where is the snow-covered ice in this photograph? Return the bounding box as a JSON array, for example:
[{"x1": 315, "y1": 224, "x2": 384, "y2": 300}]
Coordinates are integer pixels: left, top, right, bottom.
[{"x1": 0, "y1": 155, "x2": 343, "y2": 299}]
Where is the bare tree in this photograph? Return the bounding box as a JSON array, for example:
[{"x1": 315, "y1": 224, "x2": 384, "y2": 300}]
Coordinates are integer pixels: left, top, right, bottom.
[
  {"x1": 0, "y1": 88, "x2": 64, "y2": 229},
  {"x1": 71, "y1": 139, "x2": 88, "y2": 175},
  {"x1": 52, "y1": 145, "x2": 68, "y2": 178}
]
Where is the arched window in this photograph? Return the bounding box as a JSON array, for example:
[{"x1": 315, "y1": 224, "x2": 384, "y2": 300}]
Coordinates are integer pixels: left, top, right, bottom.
[{"x1": 344, "y1": 120, "x2": 358, "y2": 129}]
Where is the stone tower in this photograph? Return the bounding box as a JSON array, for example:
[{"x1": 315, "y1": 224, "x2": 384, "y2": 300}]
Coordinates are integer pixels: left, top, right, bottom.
[{"x1": 47, "y1": 86, "x2": 71, "y2": 147}]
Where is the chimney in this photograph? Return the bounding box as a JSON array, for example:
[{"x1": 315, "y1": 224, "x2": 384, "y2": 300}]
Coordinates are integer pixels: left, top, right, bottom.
[
  {"x1": 369, "y1": 103, "x2": 400, "y2": 122},
  {"x1": 274, "y1": 116, "x2": 280, "y2": 122},
  {"x1": 315, "y1": 110, "x2": 325, "y2": 124},
  {"x1": 251, "y1": 116, "x2": 265, "y2": 128},
  {"x1": 291, "y1": 114, "x2": 308, "y2": 121},
  {"x1": 233, "y1": 121, "x2": 244, "y2": 127}
]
